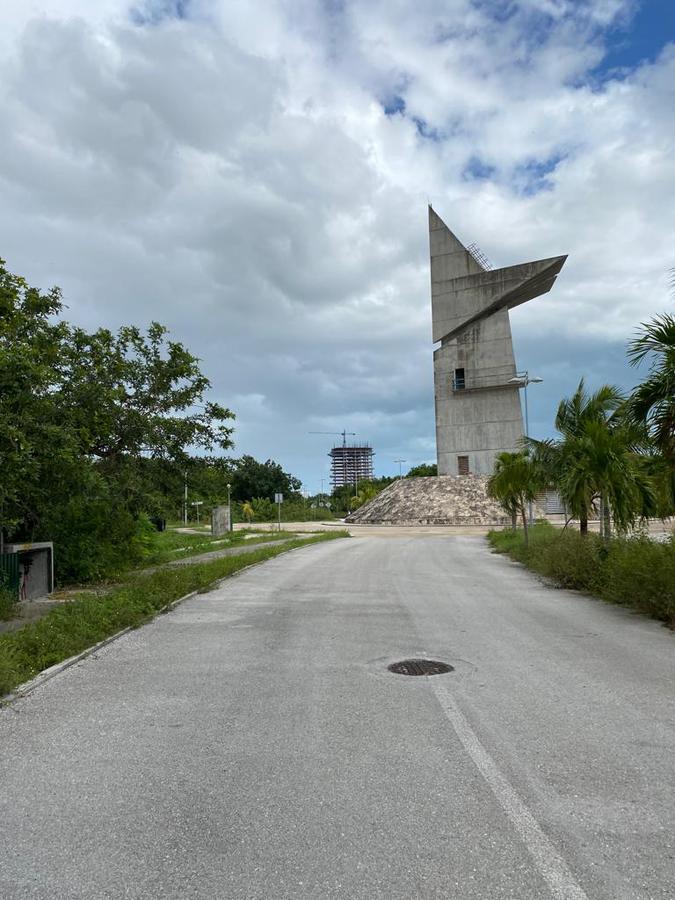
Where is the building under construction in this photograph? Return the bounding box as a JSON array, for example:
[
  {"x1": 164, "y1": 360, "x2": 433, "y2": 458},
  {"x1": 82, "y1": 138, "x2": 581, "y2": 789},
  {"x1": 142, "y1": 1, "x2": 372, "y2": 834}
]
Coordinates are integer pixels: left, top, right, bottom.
[{"x1": 330, "y1": 443, "x2": 374, "y2": 490}]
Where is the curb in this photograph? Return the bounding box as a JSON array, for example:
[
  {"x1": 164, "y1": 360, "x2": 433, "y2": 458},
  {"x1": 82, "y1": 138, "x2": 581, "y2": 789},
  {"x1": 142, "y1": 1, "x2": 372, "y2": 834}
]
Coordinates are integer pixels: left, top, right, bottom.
[{"x1": 1, "y1": 537, "x2": 340, "y2": 705}]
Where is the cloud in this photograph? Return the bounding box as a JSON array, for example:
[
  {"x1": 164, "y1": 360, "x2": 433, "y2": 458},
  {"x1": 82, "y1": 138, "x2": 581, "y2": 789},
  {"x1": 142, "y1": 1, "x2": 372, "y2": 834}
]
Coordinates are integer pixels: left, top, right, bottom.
[{"x1": 0, "y1": 0, "x2": 673, "y2": 488}]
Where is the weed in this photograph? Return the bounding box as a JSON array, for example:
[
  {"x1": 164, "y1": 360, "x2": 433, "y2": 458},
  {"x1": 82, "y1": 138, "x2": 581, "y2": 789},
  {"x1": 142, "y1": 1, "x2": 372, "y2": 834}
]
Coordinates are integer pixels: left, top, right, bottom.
[{"x1": 488, "y1": 525, "x2": 675, "y2": 627}]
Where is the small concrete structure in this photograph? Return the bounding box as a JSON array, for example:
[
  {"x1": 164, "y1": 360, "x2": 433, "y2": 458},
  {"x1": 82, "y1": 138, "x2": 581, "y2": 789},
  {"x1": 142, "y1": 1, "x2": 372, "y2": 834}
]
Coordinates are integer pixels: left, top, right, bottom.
[
  {"x1": 4, "y1": 542, "x2": 54, "y2": 601},
  {"x1": 430, "y1": 207, "x2": 567, "y2": 475},
  {"x1": 211, "y1": 505, "x2": 231, "y2": 537}
]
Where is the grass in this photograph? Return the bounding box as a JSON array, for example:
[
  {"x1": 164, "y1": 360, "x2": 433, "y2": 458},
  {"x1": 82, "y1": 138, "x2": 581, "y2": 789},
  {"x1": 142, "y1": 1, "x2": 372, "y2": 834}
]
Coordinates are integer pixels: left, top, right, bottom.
[
  {"x1": 0, "y1": 585, "x2": 18, "y2": 622},
  {"x1": 142, "y1": 528, "x2": 301, "y2": 566},
  {"x1": 0, "y1": 531, "x2": 348, "y2": 698},
  {"x1": 488, "y1": 522, "x2": 675, "y2": 628}
]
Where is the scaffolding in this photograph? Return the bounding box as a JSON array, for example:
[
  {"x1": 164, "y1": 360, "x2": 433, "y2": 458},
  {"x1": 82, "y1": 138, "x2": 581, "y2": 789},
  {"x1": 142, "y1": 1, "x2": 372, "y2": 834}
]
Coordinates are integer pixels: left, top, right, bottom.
[
  {"x1": 466, "y1": 241, "x2": 493, "y2": 271},
  {"x1": 330, "y1": 443, "x2": 374, "y2": 490}
]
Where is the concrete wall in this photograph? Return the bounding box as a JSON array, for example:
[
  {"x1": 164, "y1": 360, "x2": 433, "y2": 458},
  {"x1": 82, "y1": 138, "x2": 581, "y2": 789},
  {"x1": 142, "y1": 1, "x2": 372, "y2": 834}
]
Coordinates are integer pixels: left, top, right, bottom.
[
  {"x1": 434, "y1": 310, "x2": 523, "y2": 475},
  {"x1": 211, "y1": 505, "x2": 231, "y2": 537}
]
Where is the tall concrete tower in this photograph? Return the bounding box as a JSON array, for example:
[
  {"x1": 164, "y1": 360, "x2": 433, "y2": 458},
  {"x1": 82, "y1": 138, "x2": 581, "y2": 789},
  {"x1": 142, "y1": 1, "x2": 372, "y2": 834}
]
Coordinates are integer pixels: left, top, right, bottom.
[{"x1": 430, "y1": 207, "x2": 567, "y2": 476}]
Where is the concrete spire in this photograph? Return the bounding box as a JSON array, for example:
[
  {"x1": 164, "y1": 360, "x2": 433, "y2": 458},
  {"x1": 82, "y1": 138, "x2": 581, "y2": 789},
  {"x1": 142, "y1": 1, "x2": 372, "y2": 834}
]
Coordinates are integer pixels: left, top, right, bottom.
[{"x1": 430, "y1": 208, "x2": 567, "y2": 476}]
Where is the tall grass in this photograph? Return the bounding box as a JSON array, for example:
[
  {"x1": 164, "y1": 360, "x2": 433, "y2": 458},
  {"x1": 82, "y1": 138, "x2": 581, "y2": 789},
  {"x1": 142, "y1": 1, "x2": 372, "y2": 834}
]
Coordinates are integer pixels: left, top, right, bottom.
[
  {"x1": 0, "y1": 584, "x2": 18, "y2": 622},
  {"x1": 0, "y1": 532, "x2": 347, "y2": 698},
  {"x1": 488, "y1": 523, "x2": 675, "y2": 627}
]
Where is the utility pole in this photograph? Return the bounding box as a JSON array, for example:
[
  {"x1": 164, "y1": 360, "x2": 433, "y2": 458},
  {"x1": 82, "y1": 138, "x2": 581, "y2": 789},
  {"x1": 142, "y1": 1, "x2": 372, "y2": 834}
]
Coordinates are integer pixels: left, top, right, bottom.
[
  {"x1": 394, "y1": 458, "x2": 406, "y2": 479},
  {"x1": 183, "y1": 470, "x2": 188, "y2": 526}
]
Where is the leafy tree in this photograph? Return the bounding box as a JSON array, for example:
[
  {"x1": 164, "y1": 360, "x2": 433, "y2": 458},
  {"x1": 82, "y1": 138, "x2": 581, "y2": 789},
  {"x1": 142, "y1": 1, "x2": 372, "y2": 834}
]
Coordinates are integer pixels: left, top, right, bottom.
[
  {"x1": 487, "y1": 451, "x2": 542, "y2": 545},
  {"x1": 406, "y1": 463, "x2": 437, "y2": 477},
  {"x1": 56, "y1": 323, "x2": 234, "y2": 467},
  {"x1": 0, "y1": 259, "x2": 236, "y2": 580},
  {"x1": 627, "y1": 312, "x2": 675, "y2": 464},
  {"x1": 0, "y1": 260, "x2": 68, "y2": 542},
  {"x1": 230, "y1": 456, "x2": 301, "y2": 503}
]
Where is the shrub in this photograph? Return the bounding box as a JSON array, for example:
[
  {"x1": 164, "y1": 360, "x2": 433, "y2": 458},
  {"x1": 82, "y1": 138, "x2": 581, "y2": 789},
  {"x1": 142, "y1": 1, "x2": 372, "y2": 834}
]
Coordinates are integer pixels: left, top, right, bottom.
[
  {"x1": 602, "y1": 533, "x2": 675, "y2": 622},
  {"x1": 488, "y1": 524, "x2": 675, "y2": 627}
]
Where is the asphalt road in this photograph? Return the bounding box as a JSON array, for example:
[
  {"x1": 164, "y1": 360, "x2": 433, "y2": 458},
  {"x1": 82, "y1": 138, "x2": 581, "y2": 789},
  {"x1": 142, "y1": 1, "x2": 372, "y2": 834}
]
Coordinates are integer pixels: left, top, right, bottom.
[{"x1": 1, "y1": 536, "x2": 673, "y2": 899}]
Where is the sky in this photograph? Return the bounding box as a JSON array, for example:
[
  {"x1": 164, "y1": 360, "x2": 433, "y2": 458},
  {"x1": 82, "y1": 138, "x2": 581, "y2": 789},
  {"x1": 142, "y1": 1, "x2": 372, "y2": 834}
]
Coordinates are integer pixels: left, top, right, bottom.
[{"x1": 1, "y1": 0, "x2": 674, "y2": 494}]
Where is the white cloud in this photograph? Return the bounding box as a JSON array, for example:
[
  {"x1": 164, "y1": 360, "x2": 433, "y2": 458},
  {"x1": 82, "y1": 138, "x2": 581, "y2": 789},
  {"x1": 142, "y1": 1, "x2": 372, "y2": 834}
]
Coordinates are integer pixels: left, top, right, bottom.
[{"x1": 0, "y1": 0, "x2": 673, "y2": 487}]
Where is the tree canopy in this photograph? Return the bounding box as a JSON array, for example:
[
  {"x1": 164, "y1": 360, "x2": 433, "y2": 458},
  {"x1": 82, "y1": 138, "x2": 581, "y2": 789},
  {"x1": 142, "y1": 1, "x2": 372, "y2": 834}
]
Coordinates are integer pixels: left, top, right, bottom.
[
  {"x1": 230, "y1": 455, "x2": 301, "y2": 503},
  {"x1": 0, "y1": 258, "x2": 235, "y2": 579}
]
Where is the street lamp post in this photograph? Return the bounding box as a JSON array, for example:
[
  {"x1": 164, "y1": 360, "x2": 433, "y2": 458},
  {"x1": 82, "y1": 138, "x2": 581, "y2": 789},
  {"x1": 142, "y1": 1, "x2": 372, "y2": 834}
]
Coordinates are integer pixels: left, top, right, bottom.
[
  {"x1": 190, "y1": 500, "x2": 204, "y2": 526},
  {"x1": 227, "y1": 483, "x2": 232, "y2": 533},
  {"x1": 508, "y1": 370, "x2": 543, "y2": 525}
]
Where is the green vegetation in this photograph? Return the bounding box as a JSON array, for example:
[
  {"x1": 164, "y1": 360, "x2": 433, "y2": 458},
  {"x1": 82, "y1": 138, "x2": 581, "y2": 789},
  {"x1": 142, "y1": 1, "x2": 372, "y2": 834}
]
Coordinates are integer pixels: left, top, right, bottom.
[
  {"x1": 626, "y1": 312, "x2": 675, "y2": 464},
  {"x1": 240, "y1": 497, "x2": 333, "y2": 523},
  {"x1": 488, "y1": 451, "x2": 543, "y2": 545},
  {"x1": 0, "y1": 582, "x2": 18, "y2": 622},
  {"x1": 488, "y1": 523, "x2": 675, "y2": 628},
  {"x1": 406, "y1": 463, "x2": 437, "y2": 477},
  {"x1": 489, "y1": 313, "x2": 674, "y2": 543},
  {"x1": 0, "y1": 259, "x2": 324, "y2": 585},
  {"x1": 0, "y1": 260, "x2": 234, "y2": 583},
  {"x1": 528, "y1": 380, "x2": 655, "y2": 538},
  {"x1": 0, "y1": 532, "x2": 347, "y2": 698},
  {"x1": 141, "y1": 527, "x2": 303, "y2": 566}
]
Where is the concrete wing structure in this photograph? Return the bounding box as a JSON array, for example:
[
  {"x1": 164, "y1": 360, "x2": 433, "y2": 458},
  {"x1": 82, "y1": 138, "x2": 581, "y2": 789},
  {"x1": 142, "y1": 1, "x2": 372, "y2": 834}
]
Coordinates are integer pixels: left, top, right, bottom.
[{"x1": 430, "y1": 207, "x2": 566, "y2": 475}]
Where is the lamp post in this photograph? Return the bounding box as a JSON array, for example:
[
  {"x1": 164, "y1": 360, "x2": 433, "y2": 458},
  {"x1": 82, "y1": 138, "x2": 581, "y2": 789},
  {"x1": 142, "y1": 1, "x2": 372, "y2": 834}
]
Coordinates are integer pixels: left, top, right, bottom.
[
  {"x1": 508, "y1": 371, "x2": 543, "y2": 525},
  {"x1": 227, "y1": 483, "x2": 232, "y2": 533},
  {"x1": 190, "y1": 500, "x2": 204, "y2": 526}
]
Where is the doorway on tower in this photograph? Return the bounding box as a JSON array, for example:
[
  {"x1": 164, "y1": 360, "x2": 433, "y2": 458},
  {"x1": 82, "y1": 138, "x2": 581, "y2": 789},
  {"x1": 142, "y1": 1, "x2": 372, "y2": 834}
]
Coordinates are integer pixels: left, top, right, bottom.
[{"x1": 457, "y1": 455, "x2": 470, "y2": 475}]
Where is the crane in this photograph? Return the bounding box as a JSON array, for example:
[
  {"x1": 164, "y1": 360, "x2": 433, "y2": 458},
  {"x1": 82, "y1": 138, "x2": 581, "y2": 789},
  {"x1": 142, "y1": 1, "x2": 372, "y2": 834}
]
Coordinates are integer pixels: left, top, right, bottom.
[{"x1": 308, "y1": 430, "x2": 356, "y2": 447}]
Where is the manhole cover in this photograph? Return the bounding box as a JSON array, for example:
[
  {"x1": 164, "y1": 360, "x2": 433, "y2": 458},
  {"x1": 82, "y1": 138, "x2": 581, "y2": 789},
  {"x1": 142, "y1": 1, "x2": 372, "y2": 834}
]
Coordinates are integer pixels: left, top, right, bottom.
[{"x1": 388, "y1": 659, "x2": 454, "y2": 676}]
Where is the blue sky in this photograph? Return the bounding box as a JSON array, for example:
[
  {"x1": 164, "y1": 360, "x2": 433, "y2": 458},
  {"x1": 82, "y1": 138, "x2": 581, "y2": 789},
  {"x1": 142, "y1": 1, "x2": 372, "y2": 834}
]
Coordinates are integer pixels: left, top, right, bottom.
[{"x1": 600, "y1": 0, "x2": 675, "y2": 72}]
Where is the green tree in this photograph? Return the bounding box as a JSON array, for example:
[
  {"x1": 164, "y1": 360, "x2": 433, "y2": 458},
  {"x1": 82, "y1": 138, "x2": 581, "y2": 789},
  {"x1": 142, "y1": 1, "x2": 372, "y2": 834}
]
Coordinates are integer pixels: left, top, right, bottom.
[
  {"x1": 56, "y1": 323, "x2": 234, "y2": 468},
  {"x1": 406, "y1": 463, "x2": 437, "y2": 477},
  {"x1": 627, "y1": 312, "x2": 675, "y2": 463},
  {"x1": 0, "y1": 259, "x2": 236, "y2": 580},
  {"x1": 530, "y1": 380, "x2": 654, "y2": 537},
  {"x1": 487, "y1": 451, "x2": 542, "y2": 545},
  {"x1": 0, "y1": 260, "x2": 68, "y2": 544},
  {"x1": 230, "y1": 456, "x2": 301, "y2": 503}
]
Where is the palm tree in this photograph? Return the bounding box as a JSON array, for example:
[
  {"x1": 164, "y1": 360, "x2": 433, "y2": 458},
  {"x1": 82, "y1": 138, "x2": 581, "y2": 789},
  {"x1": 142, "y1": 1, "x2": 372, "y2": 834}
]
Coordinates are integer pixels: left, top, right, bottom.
[
  {"x1": 529, "y1": 380, "x2": 655, "y2": 537},
  {"x1": 487, "y1": 451, "x2": 542, "y2": 546},
  {"x1": 627, "y1": 312, "x2": 675, "y2": 464}
]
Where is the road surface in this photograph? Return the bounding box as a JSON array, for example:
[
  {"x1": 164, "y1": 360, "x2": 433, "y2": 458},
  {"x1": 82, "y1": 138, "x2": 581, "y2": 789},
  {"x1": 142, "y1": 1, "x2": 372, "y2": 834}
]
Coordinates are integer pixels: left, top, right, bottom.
[{"x1": 1, "y1": 536, "x2": 673, "y2": 899}]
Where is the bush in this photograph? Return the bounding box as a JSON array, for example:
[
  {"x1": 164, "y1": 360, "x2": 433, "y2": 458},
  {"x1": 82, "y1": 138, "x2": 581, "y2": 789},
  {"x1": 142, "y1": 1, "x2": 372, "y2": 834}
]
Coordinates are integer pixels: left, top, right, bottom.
[
  {"x1": 488, "y1": 524, "x2": 675, "y2": 627},
  {"x1": 602, "y1": 534, "x2": 675, "y2": 623}
]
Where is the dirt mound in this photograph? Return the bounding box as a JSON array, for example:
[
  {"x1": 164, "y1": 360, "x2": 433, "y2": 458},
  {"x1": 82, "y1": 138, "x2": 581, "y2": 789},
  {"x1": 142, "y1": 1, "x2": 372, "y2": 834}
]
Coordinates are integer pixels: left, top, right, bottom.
[{"x1": 345, "y1": 475, "x2": 511, "y2": 526}]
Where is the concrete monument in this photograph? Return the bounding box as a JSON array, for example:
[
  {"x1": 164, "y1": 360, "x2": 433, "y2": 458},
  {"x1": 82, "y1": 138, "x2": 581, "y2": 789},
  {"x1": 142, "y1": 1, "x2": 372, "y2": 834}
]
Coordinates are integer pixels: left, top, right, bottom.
[{"x1": 430, "y1": 207, "x2": 567, "y2": 475}]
